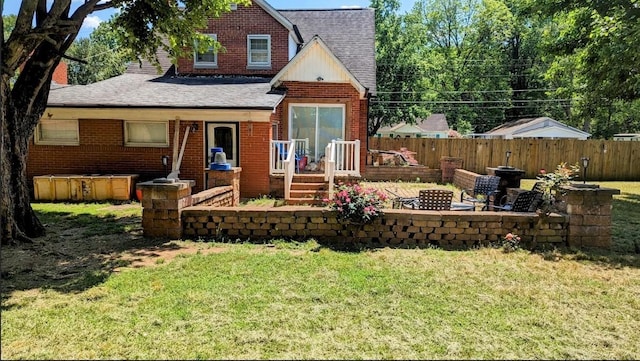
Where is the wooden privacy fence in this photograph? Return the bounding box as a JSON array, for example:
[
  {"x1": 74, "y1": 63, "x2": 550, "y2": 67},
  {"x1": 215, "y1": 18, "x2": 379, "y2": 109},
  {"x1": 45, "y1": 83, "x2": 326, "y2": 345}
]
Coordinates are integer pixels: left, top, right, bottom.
[{"x1": 368, "y1": 137, "x2": 640, "y2": 181}]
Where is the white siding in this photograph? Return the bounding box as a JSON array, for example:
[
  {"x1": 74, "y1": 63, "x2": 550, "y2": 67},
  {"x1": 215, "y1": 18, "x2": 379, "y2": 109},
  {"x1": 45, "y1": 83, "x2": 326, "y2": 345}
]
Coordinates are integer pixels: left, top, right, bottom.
[{"x1": 278, "y1": 42, "x2": 352, "y2": 83}]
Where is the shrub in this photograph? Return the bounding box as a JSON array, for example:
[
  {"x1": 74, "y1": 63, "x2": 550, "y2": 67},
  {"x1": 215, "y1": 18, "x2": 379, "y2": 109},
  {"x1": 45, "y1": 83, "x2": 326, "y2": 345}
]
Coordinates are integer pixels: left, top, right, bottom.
[
  {"x1": 536, "y1": 162, "x2": 580, "y2": 214},
  {"x1": 324, "y1": 182, "x2": 387, "y2": 224},
  {"x1": 501, "y1": 233, "x2": 521, "y2": 253}
]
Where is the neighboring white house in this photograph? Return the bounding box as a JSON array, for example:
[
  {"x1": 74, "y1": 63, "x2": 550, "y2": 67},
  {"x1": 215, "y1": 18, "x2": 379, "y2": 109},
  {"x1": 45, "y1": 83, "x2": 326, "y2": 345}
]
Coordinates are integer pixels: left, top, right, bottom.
[
  {"x1": 613, "y1": 133, "x2": 640, "y2": 141},
  {"x1": 376, "y1": 113, "x2": 450, "y2": 139},
  {"x1": 472, "y1": 117, "x2": 591, "y2": 140}
]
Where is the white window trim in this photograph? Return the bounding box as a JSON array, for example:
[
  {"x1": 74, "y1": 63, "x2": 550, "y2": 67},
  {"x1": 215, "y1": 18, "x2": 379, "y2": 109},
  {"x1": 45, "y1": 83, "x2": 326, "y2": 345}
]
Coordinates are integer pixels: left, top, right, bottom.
[
  {"x1": 124, "y1": 120, "x2": 169, "y2": 147},
  {"x1": 194, "y1": 34, "x2": 218, "y2": 69},
  {"x1": 34, "y1": 119, "x2": 79, "y2": 146},
  {"x1": 247, "y1": 34, "x2": 271, "y2": 69}
]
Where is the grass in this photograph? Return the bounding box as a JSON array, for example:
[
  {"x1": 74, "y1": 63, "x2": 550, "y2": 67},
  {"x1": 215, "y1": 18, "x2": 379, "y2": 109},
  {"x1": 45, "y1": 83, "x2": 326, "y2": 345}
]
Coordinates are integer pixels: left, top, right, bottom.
[
  {"x1": 2, "y1": 182, "x2": 640, "y2": 359},
  {"x1": 34, "y1": 202, "x2": 142, "y2": 237}
]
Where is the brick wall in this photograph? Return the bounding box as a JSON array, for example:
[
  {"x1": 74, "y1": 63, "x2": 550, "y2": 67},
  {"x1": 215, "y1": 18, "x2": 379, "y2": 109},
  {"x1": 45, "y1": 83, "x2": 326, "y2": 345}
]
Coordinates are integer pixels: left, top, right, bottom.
[
  {"x1": 557, "y1": 185, "x2": 620, "y2": 248},
  {"x1": 453, "y1": 169, "x2": 480, "y2": 191},
  {"x1": 27, "y1": 119, "x2": 206, "y2": 194},
  {"x1": 52, "y1": 62, "x2": 68, "y2": 85},
  {"x1": 176, "y1": 3, "x2": 290, "y2": 76},
  {"x1": 239, "y1": 122, "x2": 272, "y2": 197},
  {"x1": 182, "y1": 207, "x2": 568, "y2": 250},
  {"x1": 139, "y1": 179, "x2": 620, "y2": 250}
]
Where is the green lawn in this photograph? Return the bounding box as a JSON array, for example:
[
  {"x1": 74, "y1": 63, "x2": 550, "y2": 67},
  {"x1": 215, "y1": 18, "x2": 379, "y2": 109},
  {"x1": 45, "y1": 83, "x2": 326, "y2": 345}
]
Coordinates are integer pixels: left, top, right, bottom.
[{"x1": 1, "y1": 181, "x2": 639, "y2": 359}]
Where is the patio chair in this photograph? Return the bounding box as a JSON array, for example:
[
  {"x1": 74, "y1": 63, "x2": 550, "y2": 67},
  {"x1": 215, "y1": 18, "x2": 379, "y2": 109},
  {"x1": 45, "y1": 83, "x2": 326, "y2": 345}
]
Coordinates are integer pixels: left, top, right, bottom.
[
  {"x1": 496, "y1": 181, "x2": 545, "y2": 211},
  {"x1": 415, "y1": 189, "x2": 454, "y2": 211},
  {"x1": 486, "y1": 190, "x2": 538, "y2": 212},
  {"x1": 460, "y1": 175, "x2": 501, "y2": 211}
]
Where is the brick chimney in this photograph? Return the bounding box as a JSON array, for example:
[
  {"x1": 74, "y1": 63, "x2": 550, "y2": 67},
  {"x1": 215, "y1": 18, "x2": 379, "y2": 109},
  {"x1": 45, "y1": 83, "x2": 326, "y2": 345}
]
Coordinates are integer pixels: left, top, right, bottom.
[{"x1": 52, "y1": 61, "x2": 68, "y2": 85}]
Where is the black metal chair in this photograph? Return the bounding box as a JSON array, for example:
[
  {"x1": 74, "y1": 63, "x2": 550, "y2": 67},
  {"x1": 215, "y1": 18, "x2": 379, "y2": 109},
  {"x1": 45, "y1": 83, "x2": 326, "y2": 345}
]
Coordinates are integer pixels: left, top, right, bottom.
[
  {"x1": 415, "y1": 189, "x2": 453, "y2": 211},
  {"x1": 461, "y1": 175, "x2": 501, "y2": 211},
  {"x1": 487, "y1": 190, "x2": 538, "y2": 212}
]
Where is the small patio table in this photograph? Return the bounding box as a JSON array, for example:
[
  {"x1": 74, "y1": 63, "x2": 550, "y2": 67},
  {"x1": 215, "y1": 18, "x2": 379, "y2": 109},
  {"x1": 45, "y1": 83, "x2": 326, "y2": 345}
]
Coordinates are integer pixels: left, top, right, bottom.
[{"x1": 402, "y1": 201, "x2": 474, "y2": 211}]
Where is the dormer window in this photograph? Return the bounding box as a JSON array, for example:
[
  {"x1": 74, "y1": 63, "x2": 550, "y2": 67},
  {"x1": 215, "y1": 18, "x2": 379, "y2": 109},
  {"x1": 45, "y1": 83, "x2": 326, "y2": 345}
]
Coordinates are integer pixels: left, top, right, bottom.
[
  {"x1": 194, "y1": 34, "x2": 217, "y2": 68},
  {"x1": 247, "y1": 34, "x2": 271, "y2": 69}
]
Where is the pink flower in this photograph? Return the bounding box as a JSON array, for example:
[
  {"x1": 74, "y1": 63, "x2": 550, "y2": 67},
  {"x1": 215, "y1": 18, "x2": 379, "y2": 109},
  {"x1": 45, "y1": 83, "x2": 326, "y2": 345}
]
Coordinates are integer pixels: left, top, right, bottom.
[{"x1": 505, "y1": 233, "x2": 514, "y2": 240}]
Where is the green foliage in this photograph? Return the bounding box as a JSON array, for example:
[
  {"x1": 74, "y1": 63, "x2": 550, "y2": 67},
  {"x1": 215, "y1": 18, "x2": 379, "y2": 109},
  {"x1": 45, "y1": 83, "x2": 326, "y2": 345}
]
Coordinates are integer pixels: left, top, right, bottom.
[
  {"x1": 500, "y1": 232, "x2": 521, "y2": 253},
  {"x1": 536, "y1": 162, "x2": 580, "y2": 214},
  {"x1": 368, "y1": 0, "x2": 430, "y2": 135},
  {"x1": 110, "y1": 0, "x2": 250, "y2": 73},
  {"x1": 67, "y1": 19, "x2": 132, "y2": 85},
  {"x1": 2, "y1": 14, "x2": 16, "y2": 40},
  {"x1": 324, "y1": 182, "x2": 388, "y2": 224}
]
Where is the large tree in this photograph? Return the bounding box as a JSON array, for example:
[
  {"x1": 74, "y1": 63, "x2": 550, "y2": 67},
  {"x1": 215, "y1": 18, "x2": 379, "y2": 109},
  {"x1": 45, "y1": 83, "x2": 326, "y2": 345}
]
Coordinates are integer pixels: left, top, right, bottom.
[
  {"x1": 1, "y1": 0, "x2": 248, "y2": 244},
  {"x1": 368, "y1": 0, "x2": 429, "y2": 136},
  {"x1": 67, "y1": 19, "x2": 132, "y2": 85},
  {"x1": 532, "y1": 0, "x2": 640, "y2": 137}
]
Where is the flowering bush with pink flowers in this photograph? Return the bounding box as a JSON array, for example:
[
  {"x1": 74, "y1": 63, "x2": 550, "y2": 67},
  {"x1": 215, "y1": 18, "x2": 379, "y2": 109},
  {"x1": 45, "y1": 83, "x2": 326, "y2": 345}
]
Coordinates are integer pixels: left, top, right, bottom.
[
  {"x1": 501, "y1": 233, "x2": 521, "y2": 253},
  {"x1": 324, "y1": 182, "x2": 388, "y2": 224}
]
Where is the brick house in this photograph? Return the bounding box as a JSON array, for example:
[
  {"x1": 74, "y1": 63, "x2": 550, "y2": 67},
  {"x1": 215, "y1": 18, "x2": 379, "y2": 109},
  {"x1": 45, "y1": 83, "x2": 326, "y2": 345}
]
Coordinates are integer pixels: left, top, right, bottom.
[{"x1": 27, "y1": 0, "x2": 375, "y2": 199}]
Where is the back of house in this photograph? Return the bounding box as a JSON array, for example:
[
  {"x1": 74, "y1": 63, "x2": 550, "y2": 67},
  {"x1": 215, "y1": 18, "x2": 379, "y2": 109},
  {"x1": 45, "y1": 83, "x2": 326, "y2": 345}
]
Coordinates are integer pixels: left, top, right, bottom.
[{"x1": 28, "y1": 0, "x2": 375, "y2": 200}]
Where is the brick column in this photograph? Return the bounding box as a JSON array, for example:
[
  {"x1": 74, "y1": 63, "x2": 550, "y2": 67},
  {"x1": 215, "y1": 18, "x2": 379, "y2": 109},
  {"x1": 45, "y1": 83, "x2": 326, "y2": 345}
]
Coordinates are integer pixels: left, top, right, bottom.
[
  {"x1": 440, "y1": 157, "x2": 464, "y2": 184},
  {"x1": 205, "y1": 167, "x2": 242, "y2": 206},
  {"x1": 557, "y1": 185, "x2": 620, "y2": 249},
  {"x1": 136, "y1": 180, "x2": 195, "y2": 239}
]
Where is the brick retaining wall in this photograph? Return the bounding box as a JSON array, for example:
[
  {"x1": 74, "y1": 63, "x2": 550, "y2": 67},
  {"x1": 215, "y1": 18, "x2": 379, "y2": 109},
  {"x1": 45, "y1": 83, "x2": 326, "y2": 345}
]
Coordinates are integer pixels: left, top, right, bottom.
[
  {"x1": 182, "y1": 207, "x2": 567, "y2": 250},
  {"x1": 453, "y1": 169, "x2": 480, "y2": 192}
]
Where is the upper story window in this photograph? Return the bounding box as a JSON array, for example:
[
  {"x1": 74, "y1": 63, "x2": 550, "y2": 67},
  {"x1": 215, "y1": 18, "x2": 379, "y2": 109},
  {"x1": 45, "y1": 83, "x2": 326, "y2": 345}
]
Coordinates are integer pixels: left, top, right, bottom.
[
  {"x1": 247, "y1": 34, "x2": 271, "y2": 69},
  {"x1": 34, "y1": 119, "x2": 79, "y2": 145},
  {"x1": 124, "y1": 120, "x2": 169, "y2": 147},
  {"x1": 194, "y1": 34, "x2": 218, "y2": 68}
]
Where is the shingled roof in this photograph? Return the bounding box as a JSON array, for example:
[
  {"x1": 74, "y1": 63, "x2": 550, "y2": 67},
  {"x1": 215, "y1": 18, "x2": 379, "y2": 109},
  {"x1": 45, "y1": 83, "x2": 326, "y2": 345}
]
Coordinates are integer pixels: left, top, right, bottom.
[
  {"x1": 47, "y1": 74, "x2": 285, "y2": 109},
  {"x1": 280, "y1": 8, "x2": 376, "y2": 94}
]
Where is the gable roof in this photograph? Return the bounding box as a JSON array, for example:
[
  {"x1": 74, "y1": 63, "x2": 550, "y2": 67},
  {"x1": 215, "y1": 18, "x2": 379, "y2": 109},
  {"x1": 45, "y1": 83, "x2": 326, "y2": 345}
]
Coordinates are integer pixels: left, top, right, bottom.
[
  {"x1": 253, "y1": 0, "x2": 298, "y2": 38},
  {"x1": 280, "y1": 8, "x2": 376, "y2": 94},
  {"x1": 486, "y1": 117, "x2": 591, "y2": 138},
  {"x1": 378, "y1": 114, "x2": 450, "y2": 133},
  {"x1": 417, "y1": 114, "x2": 449, "y2": 132},
  {"x1": 270, "y1": 36, "x2": 367, "y2": 98}
]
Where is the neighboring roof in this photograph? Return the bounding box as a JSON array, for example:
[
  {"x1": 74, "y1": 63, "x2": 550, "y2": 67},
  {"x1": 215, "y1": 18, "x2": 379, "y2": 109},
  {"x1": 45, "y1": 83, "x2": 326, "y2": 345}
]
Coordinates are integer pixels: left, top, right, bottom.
[
  {"x1": 280, "y1": 8, "x2": 376, "y2": 94},
  {"x1": 417, "y1": 114, "x2": 449, "y2": 132},
  {"x1": 47, "y1": 74, "x2": 285, "y2": 109},
  {"x1": 271, "y1": 36, "x2": 367, "y2": 98},
  {"x1": 125, "y1": 46, "x2": 175, "y2": 76},
  {"x1": 378, "y1": 114, "x2": 450, "y2": 133},
  {"x1": 486, "y1": 117, "x2": 591, "y2": 138}
]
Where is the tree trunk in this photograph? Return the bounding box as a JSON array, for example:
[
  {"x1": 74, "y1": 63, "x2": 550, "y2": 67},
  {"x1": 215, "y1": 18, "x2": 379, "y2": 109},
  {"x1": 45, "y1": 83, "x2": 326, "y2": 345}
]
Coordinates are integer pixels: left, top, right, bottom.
[
  {"x1": 1, "y1": 78, "x2": 45, "y2": 244},
  {"x1": 1, "y1": 44, "x2": 65, "y2": 245}
]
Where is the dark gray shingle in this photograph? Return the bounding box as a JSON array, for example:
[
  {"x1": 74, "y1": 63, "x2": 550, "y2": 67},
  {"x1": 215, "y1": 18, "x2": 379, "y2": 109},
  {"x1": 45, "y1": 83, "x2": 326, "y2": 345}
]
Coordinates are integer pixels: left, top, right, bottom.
[
  {"x1": 281, "y1": 8, "x2": 376, "y2": 94},
  {"x1": 48, "y1": 74, "x2": 285, "y2": 109}
]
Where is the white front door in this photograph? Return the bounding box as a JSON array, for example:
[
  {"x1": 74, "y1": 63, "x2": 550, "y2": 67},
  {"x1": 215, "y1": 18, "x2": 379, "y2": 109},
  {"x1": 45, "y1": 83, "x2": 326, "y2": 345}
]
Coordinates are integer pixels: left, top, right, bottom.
[
  {"x1": 289, "y1": 104, "x2": 345, "y2": 162},
  {"x1": 206, "y1": 122, "x2": 238, "y2": 167}
]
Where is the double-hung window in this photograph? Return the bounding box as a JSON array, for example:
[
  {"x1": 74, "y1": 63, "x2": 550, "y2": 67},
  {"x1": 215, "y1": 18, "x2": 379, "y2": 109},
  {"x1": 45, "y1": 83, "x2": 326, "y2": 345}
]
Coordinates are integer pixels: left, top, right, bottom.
[
  {"x1": 124, "y1": 120, "x2": 169, "y2": 147},
  {"x1": 194, "y1": 34, "x2": 218, "y2": 68},
  {"x1": 247, "y1": 34, "x2": 271, "y2": 68},
  {"x1": 34, "y1": 119, "x2": 79, "y2": 145}
]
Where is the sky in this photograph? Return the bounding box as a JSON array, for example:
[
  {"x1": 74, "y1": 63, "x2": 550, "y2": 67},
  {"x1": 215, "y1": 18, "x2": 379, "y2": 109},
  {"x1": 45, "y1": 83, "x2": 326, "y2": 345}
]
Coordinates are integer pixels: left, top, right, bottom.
[{"x1": 3, "y1": 0, "x2": 414, "y2": 39}]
